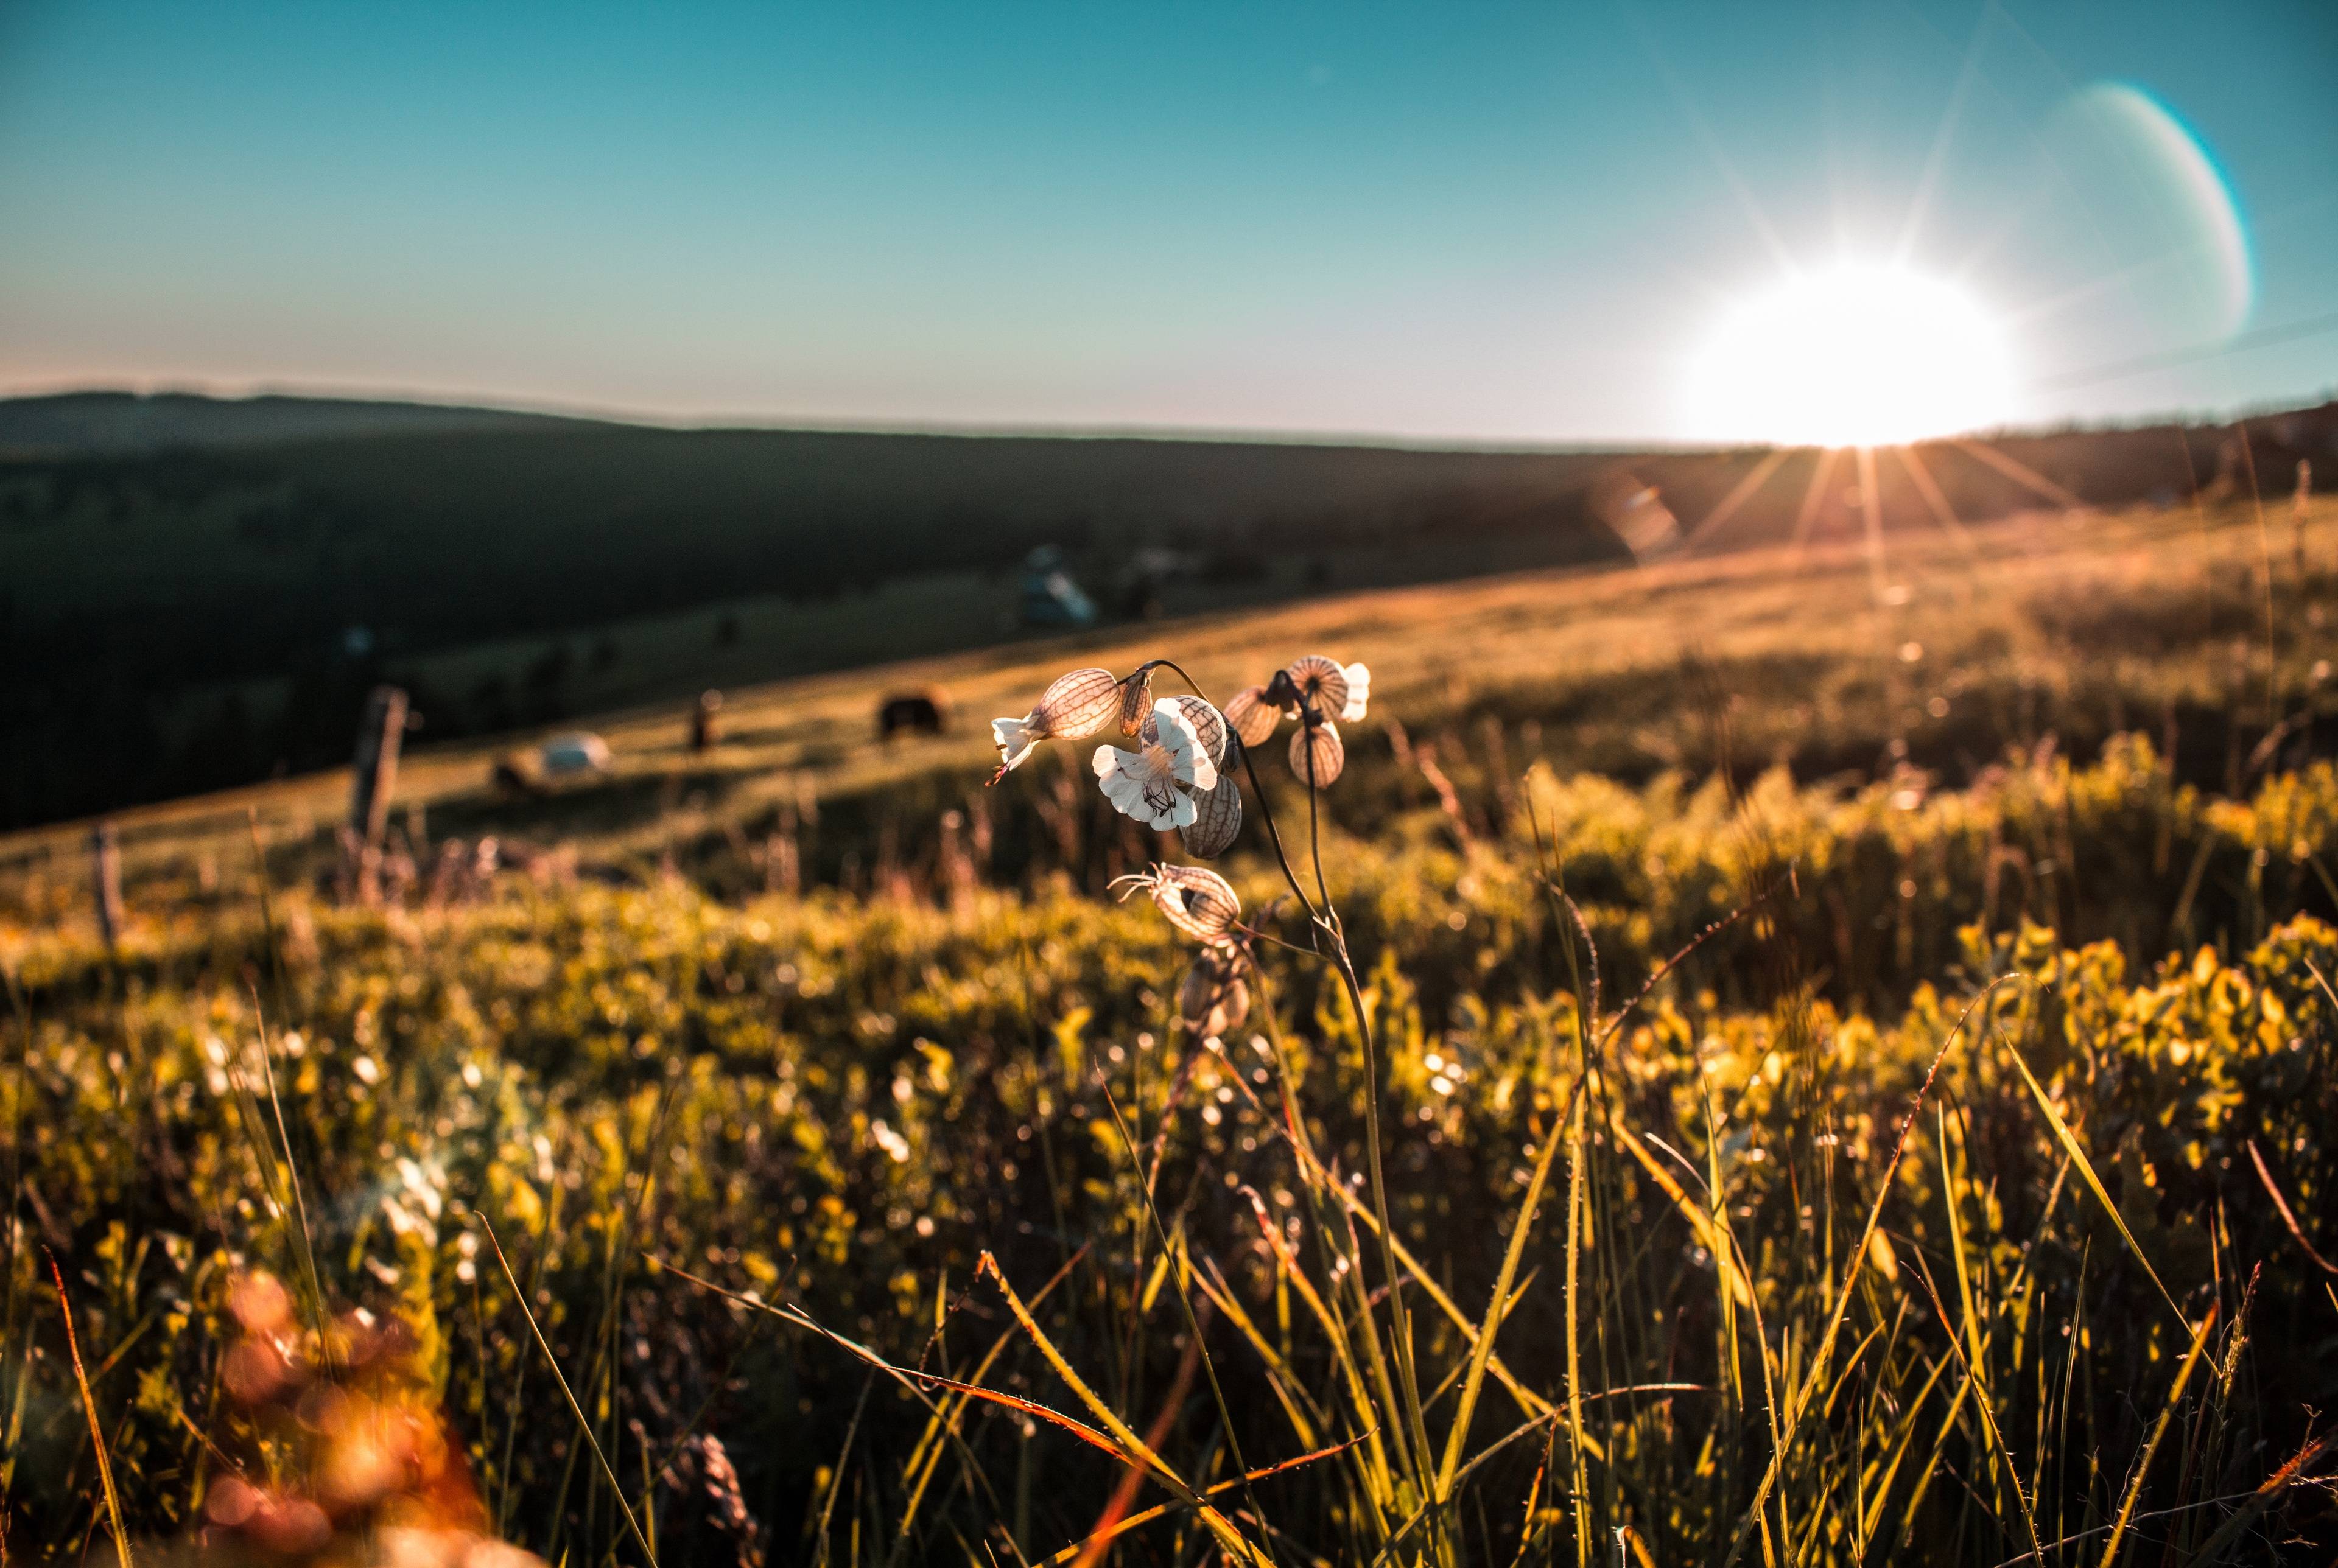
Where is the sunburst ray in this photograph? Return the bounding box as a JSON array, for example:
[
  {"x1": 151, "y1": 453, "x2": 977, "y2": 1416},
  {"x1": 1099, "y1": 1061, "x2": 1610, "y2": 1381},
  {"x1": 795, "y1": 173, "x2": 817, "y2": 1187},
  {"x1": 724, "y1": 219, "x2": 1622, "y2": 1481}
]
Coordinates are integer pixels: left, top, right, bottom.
[
  {"x1": 1788, "y1": 446, "x2": 1844, "y2": 561},
  {"x1": 1948, "y1": 437, "x2": 2087, "y2": 511},
  {"x1": 1891, "y1": 442, "x2": 1981, "y2": 556},
  {"x1": 1682, "y1": 448, "x2": 1793, "y2": 555}
]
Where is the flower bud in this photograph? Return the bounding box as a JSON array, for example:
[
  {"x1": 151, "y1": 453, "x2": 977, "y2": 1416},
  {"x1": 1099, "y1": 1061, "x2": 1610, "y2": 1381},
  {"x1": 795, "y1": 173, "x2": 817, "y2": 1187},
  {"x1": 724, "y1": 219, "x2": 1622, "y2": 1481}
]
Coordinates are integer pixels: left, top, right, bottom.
[{"x1": 1115, "y1": 667, "x2": 1156, "y2": 738}]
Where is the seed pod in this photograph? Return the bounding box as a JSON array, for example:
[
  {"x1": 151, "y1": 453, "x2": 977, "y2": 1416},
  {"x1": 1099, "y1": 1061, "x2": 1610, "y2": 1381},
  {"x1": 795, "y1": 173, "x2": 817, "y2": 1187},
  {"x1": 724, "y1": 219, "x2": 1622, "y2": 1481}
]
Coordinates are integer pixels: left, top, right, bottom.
[
  {"x1": 1283, "y1": 655, "x2": 1349, "y2": 721},
  {"x1": 1115, "y1": 667, "x2": 1156, "y2": 738},
  {"x1": 1290, "y1": 718, "x2": 1344, "y2": 788},
  {"x1": 1146, "y1": 863, "x2": 1241, "y2": 944},
  {"x1": 1181, "y1": 758, "x2": 1244, "y2": 858},
  {"x1": 1223, "y1": 685, "x2": 1280, "y2": 748},
  {"x1": 1034, "y1": 667, "x2": 1122, "y2": 738},
  {"x1": 1178, "y1": 952, "x2": 1251, "y2": 1038}
]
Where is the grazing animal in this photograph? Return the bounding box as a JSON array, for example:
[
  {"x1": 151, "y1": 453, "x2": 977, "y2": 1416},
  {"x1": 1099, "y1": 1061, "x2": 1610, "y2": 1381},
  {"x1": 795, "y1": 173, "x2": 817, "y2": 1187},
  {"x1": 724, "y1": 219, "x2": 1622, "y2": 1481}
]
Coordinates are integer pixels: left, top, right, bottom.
[
  {"x1": 877, "y1": 689, "x2": 952, "y2": 740},
  {"x1": 490, "y1": 757, "x2": 546, "y2": 797}
]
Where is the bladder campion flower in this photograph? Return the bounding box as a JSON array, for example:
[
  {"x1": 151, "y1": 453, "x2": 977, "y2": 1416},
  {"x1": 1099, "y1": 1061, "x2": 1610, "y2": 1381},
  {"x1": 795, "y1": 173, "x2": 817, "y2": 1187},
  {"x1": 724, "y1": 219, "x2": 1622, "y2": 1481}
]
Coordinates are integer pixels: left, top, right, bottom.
[
  {"x1": 1223, "y1": 685, "x2": 1280, "y2": 747},
  {"x1": 1290, "y1": 717, "x2": 1345, "y2": 788},
  {"x1": 1094, "y1": 699, "x2": 1219, "y2": 829},
  {"x1": 1112, "y1": 862, "x2": 1242, "y2": 946},
  {"x1": 989, "y1": 667, "x2": 1121, "y2": 779},
  {"x1": 1284, "y1": 654, "x2": 1351, "y2": 720},
  {"x1": 1221, "y1": 654, "x2": 1369, "y2": 754},
  {"x1": 1142, "y1": 695, "x2": 1244, "y2": 856},
  {"x1": 1184, "y1": 742, "x2": 1244, "y2": 856}
]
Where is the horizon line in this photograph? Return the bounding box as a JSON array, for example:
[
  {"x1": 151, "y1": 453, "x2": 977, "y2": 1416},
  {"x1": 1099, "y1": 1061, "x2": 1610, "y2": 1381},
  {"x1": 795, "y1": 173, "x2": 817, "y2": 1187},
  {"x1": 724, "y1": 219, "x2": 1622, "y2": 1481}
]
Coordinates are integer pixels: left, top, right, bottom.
[{"x1": 2, "y1": 375, "x2": 2330, "y2": 457}]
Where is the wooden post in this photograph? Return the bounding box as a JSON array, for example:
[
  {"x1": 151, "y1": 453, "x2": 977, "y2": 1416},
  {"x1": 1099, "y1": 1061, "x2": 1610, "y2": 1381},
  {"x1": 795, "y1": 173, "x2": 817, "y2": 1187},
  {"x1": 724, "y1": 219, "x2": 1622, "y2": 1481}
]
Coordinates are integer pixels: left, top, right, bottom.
[
  {"x1": 2298, "y1": 460, "x2": 2314, "y2": 578},
  {"x1": 347, "y1": 685, "x2": 409, "y2": 905},
  {"x1": 90, "y1": 821, "x2": 124, "y2": 951},
  {"x1": 690, "y1": 688, "x2": 723, "y2": 753}
]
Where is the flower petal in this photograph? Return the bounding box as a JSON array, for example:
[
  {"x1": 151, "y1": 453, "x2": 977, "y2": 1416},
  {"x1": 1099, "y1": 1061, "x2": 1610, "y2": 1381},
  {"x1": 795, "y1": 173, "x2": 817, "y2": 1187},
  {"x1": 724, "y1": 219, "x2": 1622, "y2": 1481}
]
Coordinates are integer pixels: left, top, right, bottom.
[
  {"x1": 1166, "y1": 695, "x2": 1229, "y2": 768},
  {"x1": 1339, "y1": 662, "x2": 1371, "y2": 723},
  {"x1": 1146, "y1": 699, "x2": 1219, "y2": 792},
  {"x1": 991, "y1": 715, "x2": 1040, "y2": 769}
]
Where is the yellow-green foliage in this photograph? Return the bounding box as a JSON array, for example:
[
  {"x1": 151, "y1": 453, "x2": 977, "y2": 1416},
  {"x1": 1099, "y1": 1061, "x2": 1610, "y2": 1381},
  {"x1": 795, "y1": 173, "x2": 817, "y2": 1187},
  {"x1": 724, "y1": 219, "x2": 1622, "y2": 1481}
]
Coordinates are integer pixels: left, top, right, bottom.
[{"x1": 5, "y1": 737, "x2": 2336, "y2": 1563}]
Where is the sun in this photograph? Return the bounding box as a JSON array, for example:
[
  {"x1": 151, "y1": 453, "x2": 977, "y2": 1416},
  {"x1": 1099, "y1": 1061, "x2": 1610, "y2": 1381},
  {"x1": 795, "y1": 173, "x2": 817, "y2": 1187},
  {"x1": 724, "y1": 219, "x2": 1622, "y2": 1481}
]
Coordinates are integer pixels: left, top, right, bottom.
[{"x1": 1683, "y1": 263, "x2": 2016, "y2": 448}]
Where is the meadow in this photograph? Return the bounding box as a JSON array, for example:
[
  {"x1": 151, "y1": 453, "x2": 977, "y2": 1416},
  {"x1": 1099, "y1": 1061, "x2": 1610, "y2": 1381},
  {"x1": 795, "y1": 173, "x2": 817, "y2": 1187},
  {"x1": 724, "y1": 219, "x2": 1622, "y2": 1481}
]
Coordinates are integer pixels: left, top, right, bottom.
[
  {"x1": 5, "y1": 491, "x2": 2338, "y2": 1564},
  {"x1": 8, "y1": 388, "x2": 2316, "y2": 830}
]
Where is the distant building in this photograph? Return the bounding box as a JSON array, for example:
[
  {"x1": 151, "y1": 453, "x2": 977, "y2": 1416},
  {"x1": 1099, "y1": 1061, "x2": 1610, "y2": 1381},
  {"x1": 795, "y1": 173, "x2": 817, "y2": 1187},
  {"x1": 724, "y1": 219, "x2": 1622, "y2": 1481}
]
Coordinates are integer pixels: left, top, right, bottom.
[{"x1": 1020, "y1": 545, "x2": 1098, "y2": 628}]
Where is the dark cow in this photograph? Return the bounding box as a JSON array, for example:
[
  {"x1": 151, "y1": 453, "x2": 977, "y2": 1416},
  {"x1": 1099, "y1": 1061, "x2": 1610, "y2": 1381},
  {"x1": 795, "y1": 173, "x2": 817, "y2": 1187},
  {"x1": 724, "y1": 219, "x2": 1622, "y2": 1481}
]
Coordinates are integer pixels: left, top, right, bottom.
[
  {"x1": 490, "y1": 757, "x2": 547, "y2": 797},
  {"x1": 877, "y1": 688, "x2": 952, "y2": 740}
]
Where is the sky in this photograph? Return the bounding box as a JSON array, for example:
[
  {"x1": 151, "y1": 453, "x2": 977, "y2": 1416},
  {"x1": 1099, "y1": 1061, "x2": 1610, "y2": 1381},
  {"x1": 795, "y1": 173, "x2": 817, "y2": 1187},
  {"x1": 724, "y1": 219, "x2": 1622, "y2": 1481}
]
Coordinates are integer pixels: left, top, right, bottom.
[{"x1": 2, "y1": 1, "x2": 2334, "y2": 446}]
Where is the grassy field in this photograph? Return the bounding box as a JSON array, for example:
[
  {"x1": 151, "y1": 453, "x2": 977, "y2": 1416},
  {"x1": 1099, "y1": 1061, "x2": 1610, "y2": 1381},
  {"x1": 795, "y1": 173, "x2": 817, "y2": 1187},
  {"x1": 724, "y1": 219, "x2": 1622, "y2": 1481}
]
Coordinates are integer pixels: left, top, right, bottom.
[
  {"x1": 5, "y1": 492, "x2": 2338, "y2": 1563},
  {"x1": 9, "y1": 389, "x2": 2326, "y2": 830}
]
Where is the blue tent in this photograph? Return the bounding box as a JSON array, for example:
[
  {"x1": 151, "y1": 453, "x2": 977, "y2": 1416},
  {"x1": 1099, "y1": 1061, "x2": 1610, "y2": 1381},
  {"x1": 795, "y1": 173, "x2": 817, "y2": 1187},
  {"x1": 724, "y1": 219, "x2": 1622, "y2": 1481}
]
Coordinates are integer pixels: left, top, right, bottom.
[{"x1": 1019, "y1": 545, "x2": 1097, "y2": 628}]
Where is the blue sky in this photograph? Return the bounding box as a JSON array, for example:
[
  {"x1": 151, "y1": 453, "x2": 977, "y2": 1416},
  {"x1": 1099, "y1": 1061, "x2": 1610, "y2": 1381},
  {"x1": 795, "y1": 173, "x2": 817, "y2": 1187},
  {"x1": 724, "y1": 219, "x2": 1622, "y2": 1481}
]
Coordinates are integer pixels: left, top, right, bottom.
[{"x1": 2, "y1": 1, "x2": 2333, "y2": 443}]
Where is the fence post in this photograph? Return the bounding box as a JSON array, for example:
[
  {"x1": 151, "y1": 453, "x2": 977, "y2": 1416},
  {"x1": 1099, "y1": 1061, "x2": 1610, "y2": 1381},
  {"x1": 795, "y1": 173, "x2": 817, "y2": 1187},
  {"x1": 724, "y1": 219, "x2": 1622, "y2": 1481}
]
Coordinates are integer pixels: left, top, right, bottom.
[
  {"x1": 2298, "y1": 460, "x2": 2315, "y2": 578},
  {"x1": 90, "y1": 821, "x2": 124, "y2": 951},
  {"x1": 347, "y1": 685, "x2": 409, "y2": 905}
]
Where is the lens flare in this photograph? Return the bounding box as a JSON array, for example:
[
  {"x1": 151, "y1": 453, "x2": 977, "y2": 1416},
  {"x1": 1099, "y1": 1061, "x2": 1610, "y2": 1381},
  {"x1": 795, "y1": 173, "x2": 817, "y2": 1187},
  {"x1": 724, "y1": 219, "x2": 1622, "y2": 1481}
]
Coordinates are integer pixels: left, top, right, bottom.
[
  {"x1": 1683, "y1": 263, "x2": 2015, "y2": 447},
  {"x1": 2041, "y1": 82, "x2": 2253, "y2": 345}
]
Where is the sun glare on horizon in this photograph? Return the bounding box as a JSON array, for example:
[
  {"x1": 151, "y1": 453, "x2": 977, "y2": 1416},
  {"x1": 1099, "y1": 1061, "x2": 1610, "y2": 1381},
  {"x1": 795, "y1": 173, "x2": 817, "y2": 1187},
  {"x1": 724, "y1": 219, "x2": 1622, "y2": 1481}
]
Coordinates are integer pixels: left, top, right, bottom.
[{"x1": 1683, "y1": 264, "x2": 2017, "y2": 449}]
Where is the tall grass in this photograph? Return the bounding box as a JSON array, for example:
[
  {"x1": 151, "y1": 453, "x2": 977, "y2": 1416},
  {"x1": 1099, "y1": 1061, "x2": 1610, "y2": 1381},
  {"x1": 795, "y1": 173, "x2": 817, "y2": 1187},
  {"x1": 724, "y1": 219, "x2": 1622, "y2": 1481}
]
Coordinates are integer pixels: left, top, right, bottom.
[{"x1": 5, "y1": 702, "x2": 2336, "y2": 1561}]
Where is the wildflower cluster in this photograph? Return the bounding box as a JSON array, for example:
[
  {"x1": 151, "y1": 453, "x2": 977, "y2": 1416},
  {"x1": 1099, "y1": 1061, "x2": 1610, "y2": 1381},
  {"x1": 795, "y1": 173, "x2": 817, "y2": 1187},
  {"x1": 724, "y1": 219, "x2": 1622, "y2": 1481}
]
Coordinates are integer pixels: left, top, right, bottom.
[
  {"x1": 991, "y1": 653, "x2": 1370, "y2": 856},
  {"x1": 991, "y1": 650, "x2": 1371, "y2": 1058}
]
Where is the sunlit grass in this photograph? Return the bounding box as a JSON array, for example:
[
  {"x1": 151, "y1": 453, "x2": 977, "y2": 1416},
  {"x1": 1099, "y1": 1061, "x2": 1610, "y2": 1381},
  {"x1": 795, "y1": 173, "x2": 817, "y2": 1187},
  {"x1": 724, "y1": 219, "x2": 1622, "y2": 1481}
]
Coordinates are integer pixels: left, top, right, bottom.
[{"x1": 4, "y1": 493, "x2": 2336, "y2": 1563}]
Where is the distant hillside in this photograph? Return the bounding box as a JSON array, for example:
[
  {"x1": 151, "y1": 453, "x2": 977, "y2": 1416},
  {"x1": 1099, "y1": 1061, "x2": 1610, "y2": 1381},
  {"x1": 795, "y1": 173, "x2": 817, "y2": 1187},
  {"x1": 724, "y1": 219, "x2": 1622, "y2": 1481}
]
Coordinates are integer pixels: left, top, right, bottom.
[
  {"x1": 3, "y1": 389, "x2": 2334, "y2": 830},
  {"x1": 0, "y1": 390, "x2": 609, "y2": 453}
]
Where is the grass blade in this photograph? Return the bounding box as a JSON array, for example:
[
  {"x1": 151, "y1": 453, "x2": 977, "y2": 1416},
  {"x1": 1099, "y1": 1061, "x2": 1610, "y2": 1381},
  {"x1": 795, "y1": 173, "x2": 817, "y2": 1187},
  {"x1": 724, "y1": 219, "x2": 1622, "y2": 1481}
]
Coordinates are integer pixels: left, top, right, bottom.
[
  {"x1": 2000, "y1": 1033, "x2": 2188, "y2": 1331},
  {"x1": 2096, "y1": 1306, "x2": 2216, "y2": 1568},
  {"x1": 47, "y1": 1251, "x2": 133, "y2": 1568}
]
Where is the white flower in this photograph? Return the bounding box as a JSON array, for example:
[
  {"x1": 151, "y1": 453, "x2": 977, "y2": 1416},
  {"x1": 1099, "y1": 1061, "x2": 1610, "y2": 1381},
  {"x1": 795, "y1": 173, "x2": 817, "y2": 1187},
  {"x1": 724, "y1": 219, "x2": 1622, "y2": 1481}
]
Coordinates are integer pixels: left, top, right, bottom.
[
  {"x1": 1093, "y1": 699, "x2": 1218, "y2": 829},
  {"x1": 1339, "y1": 662, "x2": 1371, "y2": 722},
  {"x1": 989, "y1": 667, "x2": 1121, "y2": 776},
  {"x1": 990, "y1": 715, "x2": 1043, "y2": 771}
]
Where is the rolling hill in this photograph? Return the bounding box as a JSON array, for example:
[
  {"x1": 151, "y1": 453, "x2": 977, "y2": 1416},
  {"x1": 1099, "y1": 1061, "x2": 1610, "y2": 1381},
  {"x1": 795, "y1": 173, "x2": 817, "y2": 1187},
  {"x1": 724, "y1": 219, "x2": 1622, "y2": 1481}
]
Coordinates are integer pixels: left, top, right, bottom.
[{"x1": 3, "y1": 388, "x2": 2332, "y2": 830}]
